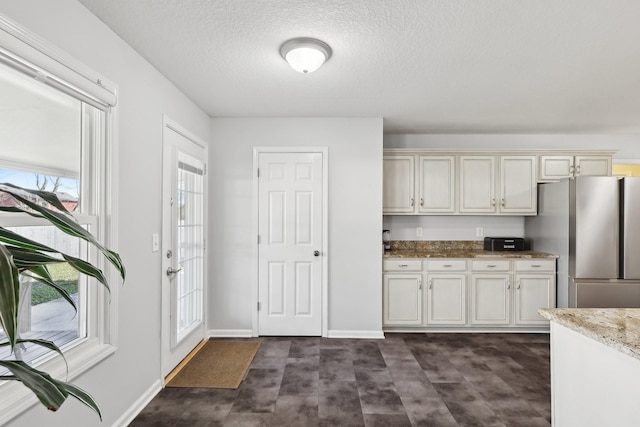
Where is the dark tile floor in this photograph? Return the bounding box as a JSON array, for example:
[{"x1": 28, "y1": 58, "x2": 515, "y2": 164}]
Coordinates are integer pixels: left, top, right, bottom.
[{"x1": 131, "y1": 333, "x2": 550, "y2": 426}]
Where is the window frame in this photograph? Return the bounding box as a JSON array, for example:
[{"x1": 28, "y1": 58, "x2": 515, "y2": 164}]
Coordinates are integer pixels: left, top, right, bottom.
[{"x1": 0, "y1": 13, "x2": 119, "y2": 423}]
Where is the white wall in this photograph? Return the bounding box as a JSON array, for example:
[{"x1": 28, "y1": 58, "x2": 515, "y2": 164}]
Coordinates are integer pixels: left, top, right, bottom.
[
  {"x1": 383, "y1": 133, "x2": 640, "y2": 241},
  {"x1": 209, "y1": 118, "x2": 383, "y2": 337},
  {"x1": 0, "y1": 1, "x2": 211, "y2": 426}
]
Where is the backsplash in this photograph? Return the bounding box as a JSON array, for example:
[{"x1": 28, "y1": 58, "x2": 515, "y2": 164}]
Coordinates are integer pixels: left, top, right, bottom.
[
  {"x1": 383, "y1": 215, "x2": 524, "y2": 241},
  {"x1": 390, "y1": 240, "x2": 484, "y2": 251}
]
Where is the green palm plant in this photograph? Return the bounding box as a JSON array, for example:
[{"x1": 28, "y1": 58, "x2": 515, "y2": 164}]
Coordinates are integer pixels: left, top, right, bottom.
[{"x1": 0, "y1": 183, "x2": 125, "y2": 420}]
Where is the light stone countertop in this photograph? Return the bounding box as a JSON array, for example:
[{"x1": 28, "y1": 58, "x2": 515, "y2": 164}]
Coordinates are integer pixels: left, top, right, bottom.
[
  {"x1": 383, "y1": 240, "x2": 558, "y2": 259},
  {"x1": 384, "y1": 249, "x2": 558, "y2": 259},
  {"x1": 539, "y1": 308, "x2": 640, "y2": 361}
]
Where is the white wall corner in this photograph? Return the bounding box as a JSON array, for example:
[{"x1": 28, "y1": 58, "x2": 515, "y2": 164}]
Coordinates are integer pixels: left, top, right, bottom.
[
  {"x1": 327, "y1": 330, "x2": 385, "y2": 339},
  {"x1": 110, "y1": 380, "x2": 162, "y2": 427}
]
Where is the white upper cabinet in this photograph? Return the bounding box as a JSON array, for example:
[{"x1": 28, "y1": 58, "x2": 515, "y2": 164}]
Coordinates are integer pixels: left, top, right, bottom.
[
  {"x1": 459, "y1": 156, "x2": 496, "y2": 213},
  {"x1": 575, "y1": 155, "x2": 612, "y2": 177},
  {"x1": 383, "y1": 155, "x2": 415, "y2": 213},
  {"x1": 418, "y1": 155, "x2": 456, "y2": 213},
  {"x1": 500, "y1": 156, "x2": 537, "y2": 214},
  {"x1": 384, "y1": 149, "x2": 613, "y2": 215},
  {"x1": 539, "y1": 155, "x2": 612, "y2": 181},
  {"x1": 459, "y1": 155, "x2": 536, "y2": 215}
]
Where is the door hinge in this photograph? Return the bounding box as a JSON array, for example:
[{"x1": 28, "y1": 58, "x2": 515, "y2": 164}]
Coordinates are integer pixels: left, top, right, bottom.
[
  {"x1": 204, "y1": 163, "x2": 207, "y2": 175},
  {"x1": 257, "y1": 168, "x2": 260, "y2": 178},
  {"x1": 257, "y1": 235, "x2": 261, "y2": 244},
  {"x1": 257, "y1": 301, "x2": 261, "y2": 311}
]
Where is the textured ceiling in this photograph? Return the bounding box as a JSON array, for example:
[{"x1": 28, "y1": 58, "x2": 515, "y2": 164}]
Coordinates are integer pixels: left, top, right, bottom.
[{"x1": 78, "y1": 0, "x2": 640, "y2": 134}]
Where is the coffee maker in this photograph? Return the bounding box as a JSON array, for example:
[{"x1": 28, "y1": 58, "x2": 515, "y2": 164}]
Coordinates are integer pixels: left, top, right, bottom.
[{"x1": 383, "y1": 230, "x2": 391, "y2": 252}]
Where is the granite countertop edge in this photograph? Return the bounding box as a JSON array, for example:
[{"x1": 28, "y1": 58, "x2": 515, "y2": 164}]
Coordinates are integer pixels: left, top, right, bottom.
[
  {"x1": 383, "y1": 250, "x2": 558, "y2": 259},
  {"x1": 539, "y1": 308, "x2": 640, "y2": 361}
]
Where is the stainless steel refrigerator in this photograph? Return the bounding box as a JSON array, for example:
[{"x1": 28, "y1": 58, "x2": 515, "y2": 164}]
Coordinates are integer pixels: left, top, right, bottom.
[{"x1": 525, "y1": 176, "x2": 640, "y2": 308}]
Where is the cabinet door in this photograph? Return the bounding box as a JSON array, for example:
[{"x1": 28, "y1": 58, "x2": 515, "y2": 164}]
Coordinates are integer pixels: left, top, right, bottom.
[
  {"x1": 459, "y1": 156, "x2": 496, "y2": 213},
  {"x1": 470, "y1": 274, "x2": 510, "y2": 325},
  {"x1": 418, "y1": 155, "x2": 455, "y2": 213},
  {"x1": 500, "y1": 156, "x2": 537, "y2": 214},
  {"x1": 575, "y1": 156, "x2": 611, "y2": 177},
  {"x1": 383, "y1": 274, "x2": 422, "y2": 325},
  {"x1": 426, "y1": 274, "x2": 466, "y2": 325},
  {"x1": 514, "y1": 274, "x2": 555, "y2": 325},
  {"x1": 383, "y1": 156, "x2": 415, "y2": 213},
  {"x1": 539, "y1": 155, "x2": 574, "y2": 181}
]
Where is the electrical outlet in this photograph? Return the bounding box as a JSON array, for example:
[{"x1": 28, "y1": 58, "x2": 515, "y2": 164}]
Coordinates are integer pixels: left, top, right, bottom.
[
  {"x1": 476, "y1": 227, "x2": 484, "y2": 237},
  {"x1": 416, "y1": 227, "x2": 423, "y2": 237}
]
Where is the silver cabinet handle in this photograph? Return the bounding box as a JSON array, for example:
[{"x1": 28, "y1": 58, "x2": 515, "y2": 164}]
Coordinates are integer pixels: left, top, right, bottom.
[
  {"x1": 576, "y1": 165, "x2": 581, "y2": 175},
  {"x1": 399, "y1": 264, "x2": 408, "y2": 268},
  {"x1": 507, "y1": 280, "x2": 510, "y2": 290},
  {"x1": 166, "y1": 267, "x2": 182, "y2": 277},
  {"x1": 420, "y1": 198, "x2": 424, "y2": 206},
  {"x1": 531, "y1": 264, "x2": 541, "y2": 268},
  {"x1": 410, "y1": 198, "x2": 415, "y2": 207},
  {"x1": 491, "y1": 198, "x2": 496, "y2": 207},
  {"x1": 443, "y1": 264, "x2": 452, "y2": 267},
  {"x1": 428, "y1": 279, "x2": 432, "y2": 289},
  {"x1": 501, "y1": 198, "x2": 505, "y2": 207}
]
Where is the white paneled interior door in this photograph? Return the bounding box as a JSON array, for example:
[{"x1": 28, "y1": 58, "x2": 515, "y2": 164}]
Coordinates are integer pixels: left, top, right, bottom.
[{"x1": 257, "y1": 151, "x2": 324, "y2": 336}]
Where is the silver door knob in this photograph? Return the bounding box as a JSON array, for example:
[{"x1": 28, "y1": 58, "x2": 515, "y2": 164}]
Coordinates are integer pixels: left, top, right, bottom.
[
  {"x1": 166, "y1": 267, "x2": 183, "y2": 277},
  {"x1": 314, "y1": 250, "x2": 320, "y2": 257}
]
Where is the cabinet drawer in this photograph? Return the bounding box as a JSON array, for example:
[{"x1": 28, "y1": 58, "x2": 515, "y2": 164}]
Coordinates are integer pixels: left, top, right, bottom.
[
  {"x1": 426, "y1": 259, "x2": 467, "y2": 271},
  {"x1": 383, "y1": 259, "x2": 422, "y2": 271},
  {"x1": 471, "y1": 260, "x2": 510, "y2": 271},
  {"x1": 514, "y1": 259, "x2": 555, "y2": 272}
]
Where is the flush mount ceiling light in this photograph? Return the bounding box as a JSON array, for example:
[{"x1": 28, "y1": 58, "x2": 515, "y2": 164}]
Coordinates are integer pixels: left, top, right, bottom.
[{"x1": 280, "y1": 37, "x2": 332, "y2": 74}]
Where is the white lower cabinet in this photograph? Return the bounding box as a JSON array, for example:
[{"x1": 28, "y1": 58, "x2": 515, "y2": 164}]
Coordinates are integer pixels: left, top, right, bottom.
[
  {"x1": 382, "y1": 259, "x2": 423, "y2": 326},
  {"x1": 383, "y1": 274, "x2": 423, "y2": 325},
  {"x1": 514, "y1": 259, "x2": 556, "y2": 325},
  {"x1": 470, "y1": 274, "x2": 511, "y2": 325},
  {"x1": 426, "y1": 273, "x2": 466, "y2": 325},
  {"x1": 383, "y1": 256, "x2": 556, "y2": 330}
]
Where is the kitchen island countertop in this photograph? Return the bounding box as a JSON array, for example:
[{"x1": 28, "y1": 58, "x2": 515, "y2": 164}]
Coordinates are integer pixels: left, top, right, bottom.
[{"x1": 539, "y1": 308, "x2": 640, "y2": 361}]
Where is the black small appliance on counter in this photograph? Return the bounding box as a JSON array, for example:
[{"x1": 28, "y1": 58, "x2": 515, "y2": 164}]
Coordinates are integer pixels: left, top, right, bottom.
[{"x1": 483, "y1": 237, "x2": 526, "y2": 251}]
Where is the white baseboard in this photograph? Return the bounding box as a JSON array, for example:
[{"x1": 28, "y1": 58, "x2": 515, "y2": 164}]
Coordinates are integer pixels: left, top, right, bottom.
[
  {"x1": 327, "y1": 330, "x2": 385, "y2": 339},
  {"x1": 208, "y1": 329, "x2": 254, "y2": 338},
  {"x1": 111, "y1": 379, "x2": 162, "y2": 427}
]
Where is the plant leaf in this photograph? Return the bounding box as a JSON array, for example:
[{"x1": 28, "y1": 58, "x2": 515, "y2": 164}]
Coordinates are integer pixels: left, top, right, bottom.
[
  {"x1": 0, "y1": 183, "x2": 70, "y2": 214},
  {"x1": 0, "y1": 227, "x2": 57, "y2": 253},
  {"x1": 61, "y1": 382, "x2": 102, "y2": 421},
  {"x1": 0, "y1": 360, "x2": 101, "y2": 419},
  {"x1": 21, "y1": 270, "x2": 77, "y2": 313},
  {"x1": 0, "y1": 185, "x2": 125, "y2": 282},
  {"x1": 0, "y1": 244, "x2": 19, "y2": 349},
  {"x1": 0, "y1": 360, "x2": 67, "y2": 411},
  {"x1": 0, "y1": 339, "x2": 68, "y2": 373},
  {"x1": 7, "y1": 247, "x2": 110, "y2": 293}
]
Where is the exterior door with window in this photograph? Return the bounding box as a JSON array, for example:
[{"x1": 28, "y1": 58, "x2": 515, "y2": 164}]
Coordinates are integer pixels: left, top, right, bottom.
[
  {"x1": 161, "y1": 120, "x2": 207, "y2": 378},
  {"x1": 257, "y1": 151, "x2": 324, "y2": 336}
]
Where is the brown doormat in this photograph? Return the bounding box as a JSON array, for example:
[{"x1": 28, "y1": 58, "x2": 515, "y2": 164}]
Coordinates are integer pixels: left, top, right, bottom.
[{"x1": 166, "y1": 340, "x2": 260, "y2": 389}]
